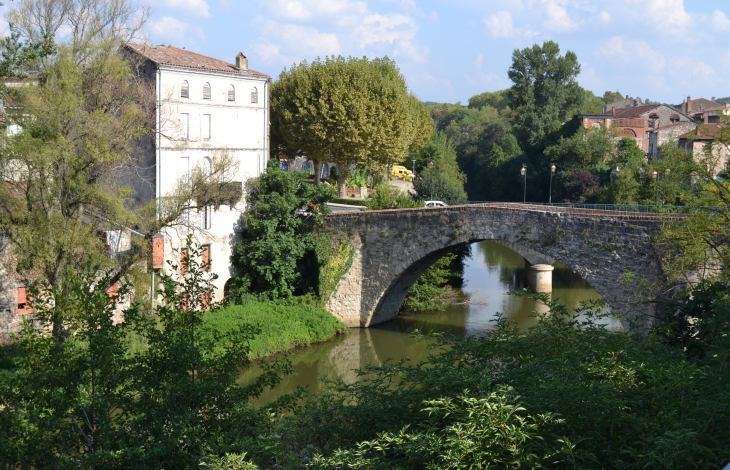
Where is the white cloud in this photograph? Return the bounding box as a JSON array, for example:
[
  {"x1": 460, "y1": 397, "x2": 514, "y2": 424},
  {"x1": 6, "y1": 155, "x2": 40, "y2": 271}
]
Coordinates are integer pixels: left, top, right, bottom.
[
  {"x1": 148, "y1": 16, "x2": 205, "y2": 42},
  {"x1": 159, "y1": 0, "x2": 211, "y2": 18},
  {"x1": 598, "y1": 11, "x2": 610, "y2": 23},
  {"x1": 249, "y1": 39, "x2": 282, "y2": 63},
  {"x1": 393, "y1": 39, "x2": 428, "y2": 63},
  {"x1": 711, "y1": 10, "x2": 730, "y2": 31},
  {"x1": 276, "y1": 23, "x2": 342, "y2": 55},
  {"x1": 484, "y1": 10, "x2": 539, "y2": 39},
  {"x1": 640, "y1": 0, "x2": 692, "y2": 33},
  {"x1": 355, "y1": 13, "x2": 416, "y2": 47},
  {"x1": 264, "y1": 0, "x2": 368, "y2": 25},
  {"x1": 596, "y1": 36, "x2": 665, "y2": 71},
  {"x1": 578, "y1": 62, "x2": 603, "y2": 88},
  {"x1": 539, "y1": 0, "x2": 576, "y2": 32}
]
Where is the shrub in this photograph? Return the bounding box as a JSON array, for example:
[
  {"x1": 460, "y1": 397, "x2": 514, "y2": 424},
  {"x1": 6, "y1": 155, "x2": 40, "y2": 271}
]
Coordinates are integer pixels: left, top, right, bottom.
[{"x1": 366, "y1": 183, "x2": 420, "y2": 210}]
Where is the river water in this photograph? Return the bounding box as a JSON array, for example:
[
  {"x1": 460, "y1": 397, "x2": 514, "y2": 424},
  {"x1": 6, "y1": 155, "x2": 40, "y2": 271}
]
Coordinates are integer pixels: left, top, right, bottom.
[{"x1": 242, "y1": 240, "x2": 616, "y2": 404}]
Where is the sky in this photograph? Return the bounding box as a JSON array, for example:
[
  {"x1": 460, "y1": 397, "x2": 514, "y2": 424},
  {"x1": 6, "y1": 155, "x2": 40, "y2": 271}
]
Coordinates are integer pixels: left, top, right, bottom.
[{"x1": 2, "y1": 0, "x2": 730, "y2": 105}]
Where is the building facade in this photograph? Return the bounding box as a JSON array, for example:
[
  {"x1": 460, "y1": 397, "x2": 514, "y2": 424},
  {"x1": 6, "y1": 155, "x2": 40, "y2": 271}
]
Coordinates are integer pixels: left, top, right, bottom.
[{"x1": 124, "y1": 43, "x2": 270, "y2": 301}]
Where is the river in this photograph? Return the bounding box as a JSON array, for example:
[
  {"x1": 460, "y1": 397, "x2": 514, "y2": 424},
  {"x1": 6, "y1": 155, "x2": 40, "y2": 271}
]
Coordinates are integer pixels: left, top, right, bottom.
[{"x1": 241, "y1": 240, "x2": 618, "y2": 405}]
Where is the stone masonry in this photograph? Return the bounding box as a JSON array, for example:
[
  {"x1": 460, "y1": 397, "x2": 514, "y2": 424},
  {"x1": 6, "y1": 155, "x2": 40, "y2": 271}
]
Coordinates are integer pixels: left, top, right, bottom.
[{"x1": 322, "y1": 203, "x2": 670, "y2": 328}]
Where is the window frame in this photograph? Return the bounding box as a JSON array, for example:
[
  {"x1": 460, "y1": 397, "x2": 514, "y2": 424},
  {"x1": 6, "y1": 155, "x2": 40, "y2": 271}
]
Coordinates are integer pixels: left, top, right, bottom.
[
  {"x1": 180, "y1": 113, "x2": 189, "y2": 139},
  {"x1": 203, "y1": 82, "x2": 211, "y2": 100},
  {"x1": 202, "y1": 114, "x2": 211, "y2": 140},
  {"x1": 251, "y1": 86, "x2": 258, "y2": 104},
  {"x1": 227, "y1": 85, "x2": 235, "y2": 102},
  {"x1": 181, "y1": 80, "x2": 190, "y2": 99}
]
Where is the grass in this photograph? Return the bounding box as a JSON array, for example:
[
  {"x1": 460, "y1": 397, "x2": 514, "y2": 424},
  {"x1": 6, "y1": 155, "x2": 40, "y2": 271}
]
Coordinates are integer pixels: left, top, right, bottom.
[{"x1": 203, "y1": 302, "x2": 348, "y2": 360}]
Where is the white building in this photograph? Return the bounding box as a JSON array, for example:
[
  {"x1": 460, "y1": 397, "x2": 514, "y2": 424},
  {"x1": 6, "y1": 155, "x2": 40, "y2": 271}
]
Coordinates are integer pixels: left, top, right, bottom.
[{"x1": 123, "y1": 43, "x2": 270, "y2": 300}]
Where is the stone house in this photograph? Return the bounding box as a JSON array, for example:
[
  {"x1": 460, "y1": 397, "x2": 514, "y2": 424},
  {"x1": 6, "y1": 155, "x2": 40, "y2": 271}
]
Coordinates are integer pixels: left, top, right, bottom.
[
  {"x1": 678, "y1": 123, "x2": 729, "y2": 179},
  {"x1": 579, "y1": 104, "x2": 693, "y2": 156},
  {"x1": 122, "y1": 43, "x2": 271, "y2": 302},
  {"x1": 603, "y1": 94, "x2": 642, "y2": 114},
  {"x1": 673, "y1": 96, "x2": 730, "y2": 124}
]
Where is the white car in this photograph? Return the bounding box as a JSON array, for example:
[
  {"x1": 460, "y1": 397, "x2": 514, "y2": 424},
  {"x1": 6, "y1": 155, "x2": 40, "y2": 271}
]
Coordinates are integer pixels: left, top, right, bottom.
[{"x1": 424, "y1": 200, "x2": 448, "y2": 208}]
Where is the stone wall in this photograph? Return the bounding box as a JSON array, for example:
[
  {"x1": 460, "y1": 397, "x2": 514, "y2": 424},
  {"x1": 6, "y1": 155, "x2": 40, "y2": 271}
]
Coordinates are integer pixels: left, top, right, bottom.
[
  {"x1": 0, "y1": 237, "x2": 23, "y2": 344},
  {"x1": 322, "y1": 204, "x2": 669, "y2": 329}
]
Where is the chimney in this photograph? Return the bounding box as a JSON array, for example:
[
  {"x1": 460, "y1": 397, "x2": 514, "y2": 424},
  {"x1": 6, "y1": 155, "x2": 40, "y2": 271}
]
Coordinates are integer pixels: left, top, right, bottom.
[
  {"x1": 712, "y1": 96, "x2": 716, "y2": 102},
  {"x1": 611, "y1": 107, "x2": 616, "y2": 115},
  {"x1": 687, "y1": 95, "x2": 692, "y2": 112},
  {"x1": 625, "y1": 94, "x2": 629, "y2": 99},
  {"x1": 613, "y1": 96, "x2": 618, "y2": 102},
  {"x1": 235, "y1": 52, "x2": 248, "y2": 71}
]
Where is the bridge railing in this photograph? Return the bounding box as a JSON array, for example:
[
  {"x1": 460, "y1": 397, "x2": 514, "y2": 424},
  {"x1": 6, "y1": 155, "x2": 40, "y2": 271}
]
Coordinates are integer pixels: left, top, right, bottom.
[{"x1": 448, "y1": 201, "x2": 712, "y2": 215}]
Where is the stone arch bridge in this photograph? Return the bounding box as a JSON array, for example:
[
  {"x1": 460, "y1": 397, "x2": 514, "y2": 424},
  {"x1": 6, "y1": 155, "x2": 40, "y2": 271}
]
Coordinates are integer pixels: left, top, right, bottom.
[{"x1": 321, "y1": 203, "x2": 671, "y2": 328}]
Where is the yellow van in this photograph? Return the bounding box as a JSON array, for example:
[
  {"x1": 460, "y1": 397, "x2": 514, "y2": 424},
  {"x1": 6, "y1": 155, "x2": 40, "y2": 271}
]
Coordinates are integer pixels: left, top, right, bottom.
[{"x1": 391, "y1": 165, "x2": 413, "y2": 180}]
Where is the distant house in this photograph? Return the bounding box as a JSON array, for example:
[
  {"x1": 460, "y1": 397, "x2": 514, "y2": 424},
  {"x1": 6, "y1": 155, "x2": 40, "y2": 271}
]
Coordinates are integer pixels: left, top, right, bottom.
[
  {"x1": 579, "y1": 104, "x2": 693, "y2": 156},
  {"x1": 603, "y1": 95, "x2": 642, "y2": 114},
  {"x1": 673, "y1": 96, "x2": 730, "y2": 124},
  {"x1": 678, "y1": 124, "x2": 729, "y2": 179}
]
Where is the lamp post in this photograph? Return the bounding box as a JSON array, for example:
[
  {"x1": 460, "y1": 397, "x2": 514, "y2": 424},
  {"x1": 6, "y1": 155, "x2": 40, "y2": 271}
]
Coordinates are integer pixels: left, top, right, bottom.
[
  {"x1": 549, "y1": 164, "x2": 556, "y2": 204},
  {"x1": 428, "y1": 160, "x2": 434, "y2": 200},
  {"x1": 664, "y1": 168, "x2": 670, "y2": 205},
  {"x1": 521, "y1": 164, "x2": 527, "y2": 203},
  {"x1": 652, "y1": 169, "x2": 658, "y2": 207},
  {"x1": 412, "y1": 159, "x2": 416, "y2": 178}
]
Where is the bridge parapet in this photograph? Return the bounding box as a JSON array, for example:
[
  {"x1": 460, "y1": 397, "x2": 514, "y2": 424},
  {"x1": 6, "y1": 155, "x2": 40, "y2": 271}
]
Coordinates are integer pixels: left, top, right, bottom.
[{"x1": 321, "y1": 204, "x2": 668, "y2": 328}]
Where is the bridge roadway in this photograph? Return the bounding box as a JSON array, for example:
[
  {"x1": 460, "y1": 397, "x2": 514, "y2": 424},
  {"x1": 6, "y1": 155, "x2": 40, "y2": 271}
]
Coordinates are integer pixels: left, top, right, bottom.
[{"x1": 321, "y1": 203, "x2": 674, "y2": 328}]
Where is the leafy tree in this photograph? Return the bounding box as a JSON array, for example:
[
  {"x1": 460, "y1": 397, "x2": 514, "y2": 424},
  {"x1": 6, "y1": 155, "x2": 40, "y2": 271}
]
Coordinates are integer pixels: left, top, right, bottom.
[
  {"x1": 0, "y1": 237, "x2": 284, "y2": 468},
  {"x1": 467, "y1": 89, "x2": 509, "y2": 112},
  {"x1": 563, "y1": 169, "x2": 601, "y2": 203},
  {"x1": 407, "y1": 128, "x2": 467, "y2": 202},
  {"x1": 232, "y1": 160, "x2": 335, "y2": 298},
  {"x1": 270, "y1": 56, "x2": 431, "y2": 195},
  {"x1": 413, "y1": 169, "x2": 466, "y2": 202},
  {"x1": 365, "y1": 183, "x2": 419, "y2": 210},
  {"x1": 507, "y1": 41, "x2": 583, "y2": 152},
  {"x1": 602, "y1": 90, "x2": 624, "y2": 104}
]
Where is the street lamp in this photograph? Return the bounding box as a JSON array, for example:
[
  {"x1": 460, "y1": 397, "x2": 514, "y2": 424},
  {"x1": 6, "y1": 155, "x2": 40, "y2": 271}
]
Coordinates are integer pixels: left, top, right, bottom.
[
  {"x1": 521, "y1": 164, "x2": 527, "y2": 203},
  {"x1": 664, "y1": 168, "x2": 670, "y2": 205},
  {"x1": 652, "y1": 170, "x2": 658, "y2": 207},
  {"x1": 412, "y1": 159, "x2": 416, "y2": 178},
  {"x1": 549, "y1": 164, "x2": 556, "y2": 204},
  {"x1": 428, "y1": 160, "x2": 434, "y2": 200}
]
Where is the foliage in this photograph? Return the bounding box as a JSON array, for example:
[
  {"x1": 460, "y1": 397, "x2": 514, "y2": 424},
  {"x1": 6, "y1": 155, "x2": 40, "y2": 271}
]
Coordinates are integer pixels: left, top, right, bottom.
[
  {"x1": 202, "y1": 301, "x2": 347, "y2": 360},
  {"x1": 366, "y1": 183, "x2": 420, "y2": 210},
  {"x1": 602, "y1": 90, "x2": 624, "y2": 104},
  {"x1": 413, "y1": 169, "x2": 467, "y2": 203},
  {"x1": 562, "y1": 169, "x2": 601, "y2": 203},
  {"x1": 467, "y1": 89, "x2": 510, "y2": 112},
  {"x1": 507, "y1": 41, "x2": 583, "y2": 152},
  {"x1": 232, "y1": 159, "x2": 335, "y2": 299},
  {"x1": 270, "y1": 55, "x2": 431, "y2": 193},
  {"x1": 402, "y1": 254, "x2": 457, "y2": 311},
  {"x1": 315, "y1": 236, "x2": 356, "y2": 303},
  {"x1": 543, "y1": 125, "x2": 616, "y2": 173},
  {"x1": 330, "y1": 198, "x2": 368, "y2": 206},
  {"x1": 0, "y1": 237, "x2": 287, "y2": 468},
  {"x1": 265, "y1": 295, "x2": 730, "y2": 469}
]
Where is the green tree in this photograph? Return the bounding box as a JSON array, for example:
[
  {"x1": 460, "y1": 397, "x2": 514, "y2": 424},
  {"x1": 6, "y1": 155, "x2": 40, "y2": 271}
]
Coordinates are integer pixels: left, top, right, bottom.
[
  {"x1": 602, "y1": 90, "x2": 624, "y2": 104},
  {"x1": 365, "y1": 183, "x2": 420, "y2": 210},
  {"x1": 232, "y1": 160, "x2": 335, "y2": 298},
  {"x1": 507, "y1": 41, "x2": 583, "y2": 152},
  {"x1": 270, "y1": 56, "x2": 431, "y2": 195},
  {"x1": 467, "y1": 89, "x2": 510, "y2": 112}
]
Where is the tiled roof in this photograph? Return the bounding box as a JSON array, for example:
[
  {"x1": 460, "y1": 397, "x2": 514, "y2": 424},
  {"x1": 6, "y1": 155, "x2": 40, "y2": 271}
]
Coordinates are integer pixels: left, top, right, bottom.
[
  {"x1": 607, "y1": 105, "x2": 660, "y2": 118},
  {"x1": 679, "y1": 123, "x2": 724, "y2": 140},
  {"x1": 123, "y1": 43, "x2": 269, "y2": 78}
]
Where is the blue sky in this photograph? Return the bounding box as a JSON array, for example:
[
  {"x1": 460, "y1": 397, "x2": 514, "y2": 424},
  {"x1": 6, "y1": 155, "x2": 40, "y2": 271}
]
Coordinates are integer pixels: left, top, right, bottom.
[{"x1": 4, "y1": 1, "x2": 730, "y2": 105}]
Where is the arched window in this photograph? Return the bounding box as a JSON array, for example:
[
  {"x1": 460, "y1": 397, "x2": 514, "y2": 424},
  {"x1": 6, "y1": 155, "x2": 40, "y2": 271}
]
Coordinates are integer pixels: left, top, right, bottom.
[
  {"x1": 670, "y1": 114, "x2": 680, "y2": 123},
  {"x1": 621, "y1": 128, "x2": 637, "y2": 137},
  {"x1": 251, "y1": 86, "x2": 258, "y2": 104},
  {"x1": 203, "y1": 82, "x2": 211, "y2": 100},
  {"x1": 202, "y1": 156, "x2": 212, "y2": 175},
  {"x1": 227, "y1": 85, "x2": 235, "y2": 102},
  {"x1": 180, "y1": 80, "x2": 189, "y2": 98}
]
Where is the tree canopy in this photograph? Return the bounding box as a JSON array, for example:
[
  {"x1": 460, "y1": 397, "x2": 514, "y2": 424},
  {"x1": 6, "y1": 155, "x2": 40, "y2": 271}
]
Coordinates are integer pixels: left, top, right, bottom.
[{"x1": 270, "y1": 55, "x2": 431, "y2": 196}]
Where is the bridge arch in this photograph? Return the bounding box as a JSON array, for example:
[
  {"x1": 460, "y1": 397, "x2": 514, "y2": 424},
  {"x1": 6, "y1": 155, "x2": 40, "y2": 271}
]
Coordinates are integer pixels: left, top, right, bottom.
[{"x1": 322, "y1": 204, "x2": 666, "y2": 328}]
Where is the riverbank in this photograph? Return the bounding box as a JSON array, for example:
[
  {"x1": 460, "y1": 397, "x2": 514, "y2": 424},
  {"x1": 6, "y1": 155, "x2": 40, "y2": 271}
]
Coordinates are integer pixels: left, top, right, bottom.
[{"x1": 203, "y1": 301, "x2": 347, "y2": 360}]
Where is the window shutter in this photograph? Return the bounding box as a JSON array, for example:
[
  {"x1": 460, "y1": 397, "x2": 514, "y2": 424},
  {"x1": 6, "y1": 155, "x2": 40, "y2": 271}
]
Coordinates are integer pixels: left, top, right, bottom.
[
  {"x1": 227, "y1": 85, "x2": 235, "y2": 102},
  {"x1": 181, "y1": 80, "x2": 189, "y2": 98},
  {"x1": 203, "y1": 83, "x2": 211, "y2": 100},
  {"x1": 251, "y1": 87, "x2": 258, "y2": 104}
]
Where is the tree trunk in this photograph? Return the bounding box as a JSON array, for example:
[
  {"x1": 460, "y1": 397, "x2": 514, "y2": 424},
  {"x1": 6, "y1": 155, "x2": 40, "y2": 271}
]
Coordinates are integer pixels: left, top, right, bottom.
[
  {"x1": 338, "y1": 166, "x2": 348, "y2": 199},
  {"x1": 313, "y1": 159, "x2": 321, "y2": 184}
]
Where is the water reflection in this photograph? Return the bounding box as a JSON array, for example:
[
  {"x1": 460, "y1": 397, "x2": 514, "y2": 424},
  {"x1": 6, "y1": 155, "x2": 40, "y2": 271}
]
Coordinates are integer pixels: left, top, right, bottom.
[{"x1": 245, "y1": 240, "x2": 613, "y2": 404}]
